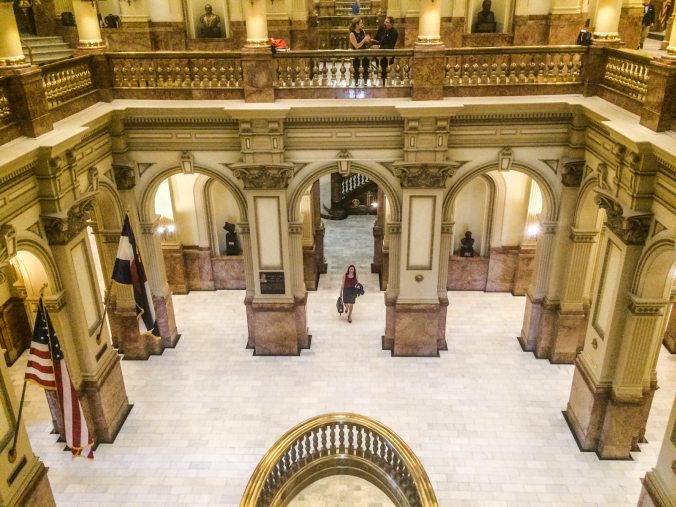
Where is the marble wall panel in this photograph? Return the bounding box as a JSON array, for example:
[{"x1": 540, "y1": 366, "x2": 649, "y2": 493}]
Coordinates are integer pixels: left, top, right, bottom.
[
  {"x1": 548, "y1": 13, "x2": 586, "y2": 45},
  {"x1": 462, "y1": 32, "x2": 513, "y2": 47},
  {"x1": 250, "y1": 303, "x2": 299, "y2": 355},
  {"x1": 163, "y1": 248, "x2": 189, "y2": 294},
  {"x1": 513, "y1": 15, "x2": 549, "y2": 46},
  {"x1": 103, "y1": 23, "x2": 153, "y2": 51},
  {"x1": 392, "y1": 303, "x2": 440, "y2": 356},
  {"x1": 618, "y1": 7, "x2": 643, "y2": 50},
  {"x1": 184, "y1": 247, "x2": 215, "y2": 291},
  {"x1": 212, "y1": 256, "x2": 246, "y2": 289},
  {"x1": 447, "y1": 256, "x2": 489, "y2": 290},
  {"x1": 303, "y1": 246, "x2": 318, "y2": 290},
  {"x1": 550, "y1": 310, "x2": 588, "y2": 363},
  {"x1": 513, "y1": 247, "x2": 535, "y2": 296},
  {"x1": 150, "y1": 22, "x2": 187, "y2": 50},
  {"x1": 486, "y1": 247, "x2": 518, "y2": 292}
]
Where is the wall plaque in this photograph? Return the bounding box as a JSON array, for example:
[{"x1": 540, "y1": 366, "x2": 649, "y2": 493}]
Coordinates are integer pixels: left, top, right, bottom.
[{"x1": 260, "y1": 272, "x2": 285, "y2": 294}]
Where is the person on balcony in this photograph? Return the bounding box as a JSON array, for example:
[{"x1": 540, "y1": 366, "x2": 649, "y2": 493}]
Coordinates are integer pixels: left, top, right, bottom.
[
  {"x1": 351, "y1": 0, "x2": 360, "y2": 15},
  {"x1": 349, "y1": 17, "x2": 371, "y2": 85},
  {"x1": 639, "y1": 0, "x2": 655, "y2": 49},
  {"x1": 372, "y1": 16, "x2": 398, "y2": 82}
]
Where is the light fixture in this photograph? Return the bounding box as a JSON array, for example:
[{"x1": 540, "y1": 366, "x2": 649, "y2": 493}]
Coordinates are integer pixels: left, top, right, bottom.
[
  {"x1": 527, "y1": 224, "x2": 540, "y2": 236},
  {"x1": 180, "y1": 151, "x2": 194, "y2": 174},
  {"x1": 499, "y1": 147, "x2": 513, "y2": 172}
]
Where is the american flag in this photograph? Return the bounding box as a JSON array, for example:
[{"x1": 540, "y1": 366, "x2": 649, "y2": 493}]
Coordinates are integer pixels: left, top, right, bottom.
[
  {"x1": 112, "y1": 214, "x2": 160, "y2": 338},
  {"x1": 25, "y1": 298, "x2": 95, "y2": 459}
]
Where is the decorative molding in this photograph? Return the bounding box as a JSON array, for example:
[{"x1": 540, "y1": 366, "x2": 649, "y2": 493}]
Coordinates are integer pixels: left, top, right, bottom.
[
  {"x1": 231, "y1": 164, "x2": 294, "y2": 189},
  {"x1": 123, "y1": 117, "x2": 238, "y2": 127},
  {"x1": 288, "y1": 224, "x2": 303, "y2": 234},
  {"x1": 652, "y1": 221, "x2": 667, "y2": 237},
  {"x1": 594, "y1": 190, "x2": 652, "y2": 245},
  {"x1": 596, "y1": 162, "x2": 610, "y2": 190},
  {"x1": 627, "y1": 295, "x2": 666, "y2": 316},
  {"x1": 27, "y1": 221, "x2": 42, "y2": 238},
  {"x1": 541, "y1": 159, "x2": 559, "y2": 174},
  {"x1": 41, "y1": 194, "x2": 98, "y2": 246},
  {"x1": 387, "y1": 222, "x2": 401, "y2": 234},
  {"x1": 285, "y1": 116, "x2": 402, "y2": 126},
  {"x1": 569, "y1": 228, "x2": 598, "y2": 243},
  {"x1": 451, "y1": 112, "x2": 573, "y2": 123},
  {"x1": 238, "y1": 223, "x2": 250, "y2": 235},
  {"x1": 540, "y1": 221, "x2": 557, "y2": 235},
  {"x1": 113, "y1": 162, "x2": 136, "y2": 190},
  {"x1": 391, "y1": 162, "x2": 459, "y2": 188},
  {"x1": 441, "y1": 222, "x2": 454, "y2": 234},
  {"x1": 137, "y1": 163, "x2": 155, "y2": 177},
  {"x1": 0, "y1": 160, "x2": 36, "y2": 186},
  {"x1": 0, "y1": 225, "x2": 16, "y2": 263},
  {"x1": 560, "y1": 159, "x2": 585, "y2": 187},
  {"x1": 87, "y1": 166, "x2": 99, "y2": 192}
]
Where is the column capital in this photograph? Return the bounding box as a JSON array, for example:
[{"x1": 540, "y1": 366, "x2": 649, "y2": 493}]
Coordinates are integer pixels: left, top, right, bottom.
[
  {"x1": 441, "y1": 222, "x2": 454, "y2": 234},
  {"x1": 237, "y1": 222, "x2": 251, "y2": 235},
  {"x1": 387, "y1": 222, "x2": 402, "y2": 235},
  {"x1": 627, "y1": 294, "x2": 668, "y2": 316},
  {"x1": 391, "y1": 162, "x2": 460, "y2": 188},
  {"x1": 231, "y1": 163, "x2": 294, "y2": 189},
  {"x1": 41, "y1": 193, "x2": 97, "y2": 245},
  {"x1": 569, "y1": 227, "x2": 598, "y2": 243},
  {"x1": 594, "y1": 190, "x2": 652, "y2": 245},
  {"x1": 539, "y1": 220, "x2": 558, "y2": 235},
  {"x1": 288, "y1": 222, "x2": 303, "y2": 235}
]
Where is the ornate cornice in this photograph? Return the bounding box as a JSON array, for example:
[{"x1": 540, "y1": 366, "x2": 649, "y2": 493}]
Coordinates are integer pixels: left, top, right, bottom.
[
  {"x1": 561, "y1": 159, "x2": 585, "y2": 187},
  {"x1": 41, "y1": 194, "x2": 98, "y2": 245},
  {"x1": 231, "y1": 163, "x2": 294, "y2": 189},
  {"x1": 391, "y1": 162, "x2": 459, "y2": 188},
  {"x1": 0, "y1": 160, "x2": 37, "y2": 186},
  {"x1": 123, "y1": 117, "x2": 238, "y2": 127},
  {"x1": 594, "y1": 190, "x2": 652, "y2": 245},
  {"x1": 451, "y1": 112, "x2": 573, "y2": 124},
  {"x1": 113, "y1": 162, "x2": 136, "y2": 190}
]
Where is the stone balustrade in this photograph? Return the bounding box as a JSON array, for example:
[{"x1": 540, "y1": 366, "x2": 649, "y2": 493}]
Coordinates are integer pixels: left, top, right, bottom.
[{"x1": 0, "y1": 46, "x2": 673, "y2": 146}]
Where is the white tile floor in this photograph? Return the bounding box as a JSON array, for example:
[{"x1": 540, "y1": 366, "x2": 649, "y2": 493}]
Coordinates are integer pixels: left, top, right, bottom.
[{"x1": 9, "y1": 216, "x2": 676, "y2": 507}]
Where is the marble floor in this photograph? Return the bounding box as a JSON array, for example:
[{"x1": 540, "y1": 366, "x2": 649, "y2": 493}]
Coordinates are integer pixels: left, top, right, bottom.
[{"x1": 8, "y1": 215, "x2": 676, "y2": 507}]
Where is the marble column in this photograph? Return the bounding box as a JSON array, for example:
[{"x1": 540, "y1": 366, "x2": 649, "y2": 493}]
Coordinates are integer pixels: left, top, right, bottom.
[
  {"x1": 72, "y1": 0, "x2": 106, "y2": 50},
  {"x1": 139, "y1": 220, "x2": 180, "y2": 349},
  {"x1": 244, "y1": 0, "x2": 269, "y2": 45},
  {"x1": 311, "y1": 181, "x2": 326, "y2": 276},
  {"x1": 564, "y1": 195, "x2": 653, "y2": 459},
  {"x1": 637, "y1": 397, "x2": 676, "y2": 506},
  {"x1": 41, "y1": 196, "x2": 131, "y2": 443},
  {"x1": 437, "y1": 221, "x2": 454, "y2": 351},
  {"x1": 289, "y1": 222, "x2": 310, "y2": 349},
  {"x1": 592, "y1": 0, "x2": 624, "y2": 44},
  {"x1": 372, "y1": 188, "x2": 386, "y2": 275},
  {"x1": 412, "y1": 0, "x2": 445, "y2": 100},
  {"x1": 0, "y1": 359, "x2": 55, "y2": 507},
  {"x1": 239, "y1": 222, "x2": 256, "y2": 349},
  {"x1": 0, "y1": 4, "x2": 27, "y2": 67},
  {"x1": 663, "y1": 304, "x2": 676, "y2": 352},
  {"x1": 382, "y1": 221, "x2": 401, "y2": 352},
  {"x1": 519, "y1": 221, "x2": 557, "y2": 352},
  {"x1": 618, "y1": 0, "x2": 644, "y2": 50},
  {"x1": 113, "y1": 0, "x2": 153, "y2": 51}
]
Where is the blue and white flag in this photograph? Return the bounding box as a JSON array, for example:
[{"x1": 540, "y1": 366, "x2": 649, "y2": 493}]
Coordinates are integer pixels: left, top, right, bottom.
[{"x1": 112, "y1": 214, "x2": 160, "y2": 338}]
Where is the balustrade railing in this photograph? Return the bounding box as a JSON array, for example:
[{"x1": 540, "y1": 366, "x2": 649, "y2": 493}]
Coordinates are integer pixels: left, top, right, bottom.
[
  {"x1": 601, "y1": 49, "x2": 650, "y2": 103},
  {"x1": 342, "y1": 173, "x2": 370, "y2": 195},
  {"x1": 241, "y1": 413, "x2": 437, "y2": 507},
  {"x1": 109, "y1": 52, "x2": 243, "y2": 89},
  {"x1": 273, "y1": 50, "x2": 413, "y2": 88},
  {"x1": 0, "y1": 78, "x2": 15, "y2": 128},
  {"x1": 444, "y1": 46, "x2": 584, "y2": 86},
  {"x1": 41, "y1": 56, "x2": 95, "y2": 109}
]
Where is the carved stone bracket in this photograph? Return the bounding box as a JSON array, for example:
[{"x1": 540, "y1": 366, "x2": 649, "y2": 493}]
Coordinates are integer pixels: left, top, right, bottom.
[
  {"x1": 238, "y1": 222, "x2": 250, "y2": 235},
  {"x1": 441, "y1": 222, "x2": 454, "y2": 235},
  {"x1": 41, "y1": 193, "x2": 98, "y2": 245},
  {"x1": 540, "y1": 221, "x2": 557, "y2": 235},
  {"x1": 113, "y1": 162, "x2": 136, "y2": 190},
  {"x1": 594, "y1": 190, "x2": 652, "y2": 245},
  {"x1": 387, "y1": 222, "x2": 402, "y2": 235},
  {"x1": 0, "y1": 224, "x2": 17, "y2": 264},
  {"x1": 569, "y1": 228, "x2": 598, "y2": 243},
  {"x1": 288, "y1": 223, "x2": 303, "y2": 234},
  {"x1": 391, "y1": 162, "x2": 459, "y2": 188},
  {"x1": 561, "y1": 159, "x2": 585, "y2": 187},
  {"x1": 231, "y1": 163, "x2": 295, "y2": 189}
]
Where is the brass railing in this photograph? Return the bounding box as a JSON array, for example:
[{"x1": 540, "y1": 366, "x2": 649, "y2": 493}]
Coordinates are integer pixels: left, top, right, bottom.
[
  {"x1": 240, "y1": 413, "x2": 438, "y2": 507},
  {"x1": 601, "y1": 48, "x2": 650, "y2": 102},
  {"x1": 41, "y1": 56, "x2": 95, "y2": 110},
  {"x1": 273, "y1": 50, "x2": 413, "y2": 88},
  {"x1": 0, "y1": 78, "x2": 15, "y2": 128},
  {"x1": 109, "y1": 51, "x2": 243, "y2": 88},
  {"x1": 444, "y1": 46, "x2": 585, "y2": 86}
]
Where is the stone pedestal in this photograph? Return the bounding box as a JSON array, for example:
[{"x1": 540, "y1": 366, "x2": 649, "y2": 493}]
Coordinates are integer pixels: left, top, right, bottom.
[
  {"x1": 411, "y1": 44, "x2": 445, "y2": 100},
  {"x1": 153, "y1": 289, "x2": 179, "y2": 348},
  {"x1": 582, "y1": 47, "x2": 609, "y2": 97},
  {"x1": 618, "y1": 6, "x2": 643, "y2": 50},
  {"x1": 80, "y1": 352, "x2": 132, "y2": 443},
  {"x1": 184, "y1": 247, "x2": 215, "y2": 290},
  {"x1": 10, "y1": 460, "x2": 55, "y2": 507},
  {"x1": 564, "y1": 357, "x2": 656, "y2": 459},
  {"x1": 384, "y1": 301, "x2": 444, "y2": 356},
  {"x1": 547, "y1": 309, "x2": 588, "y2": 363},
  {"x1": 163, "y1": 247, "x2": 189, "y2": 294},
  {"x1": 212, "y1": 256, "x2": 246, "y2": 289},
  {"x1": 0, "y1": 297, "x2": 31, "y2": 366},
  {"x1": 2, "y1": 66, "x2": 52, "y2": 138},
  {"x1": 447, "y1": 256, "x2": 489, "y2": 290},
  {"x1": 104, "y1": 21, "x2": 153, "y2": 51},
  {"x1": 513, "y1": 247, "x2": 535, "y2": 296},
  {"x1": 247, "y1": 299, "x2": 309, "y2": 355},
  {"x1": 519, "y1": 293, "x2": 543, "y2": 352},
  {"x1": 303, "y1": 244, "x2": 319, "y2": 290},
  {"x1": 640, "y1": 59, "x2": 676, "y2": 132},
  {"x1": 241, "y1": 46, "x2": 275, "y2": 103},
  {"x1": 109, "y1": 295, "x2": 161, "y2": 360}
]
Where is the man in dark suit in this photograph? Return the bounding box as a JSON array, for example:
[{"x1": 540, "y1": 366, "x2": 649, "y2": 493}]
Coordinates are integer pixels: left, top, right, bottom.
[
  {"x1": 639, "y1": 0, "x2": 655, "y2": 49},
  {"x1": 373, "y1": 16, "x2": 399, "y2": 83}
]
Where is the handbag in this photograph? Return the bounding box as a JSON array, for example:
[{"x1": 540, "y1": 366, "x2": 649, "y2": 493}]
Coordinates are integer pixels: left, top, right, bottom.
[{"x1": 336, "y1": 295, "x2": 344, "y2": 314}]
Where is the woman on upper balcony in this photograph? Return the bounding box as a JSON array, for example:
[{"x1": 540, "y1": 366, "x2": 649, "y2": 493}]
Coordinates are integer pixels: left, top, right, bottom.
[{"x1": 349, "y1": 17, "x2": 371, "y2": 85}]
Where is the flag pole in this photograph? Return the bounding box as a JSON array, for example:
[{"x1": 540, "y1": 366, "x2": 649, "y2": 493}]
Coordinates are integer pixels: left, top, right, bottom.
[{"x1": 8, "y1": 284, "x2": 48, "y2": 462}]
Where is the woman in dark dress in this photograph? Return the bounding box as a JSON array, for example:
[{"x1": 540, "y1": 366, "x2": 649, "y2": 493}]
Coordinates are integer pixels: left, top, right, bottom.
[
  {"x1": 342, "y1": 265, "x2": 358, "y2": 323},
  {"x1": 349, "y1": 17, "x2": 371, "y2": 84}
]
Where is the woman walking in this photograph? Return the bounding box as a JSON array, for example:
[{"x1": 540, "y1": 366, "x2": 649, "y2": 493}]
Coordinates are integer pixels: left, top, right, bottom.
[{"x1": 341, "y1": 265, "x2": 358, "y2": 323}]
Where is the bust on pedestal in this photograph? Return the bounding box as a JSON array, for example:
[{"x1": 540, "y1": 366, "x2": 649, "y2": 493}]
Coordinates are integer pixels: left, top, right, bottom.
[
  {"x1": 460, "y1": 231, "x2": 475, "y2": 257},
  {"x1": 224, "y1": 222, "x2": 241, "y2": 255},
  {"x1": 474, "y1": 0, "x2": 497, "y2": 33},
  {"x1": 198, "y1": 4, "x2": 222, "y2": 38}
]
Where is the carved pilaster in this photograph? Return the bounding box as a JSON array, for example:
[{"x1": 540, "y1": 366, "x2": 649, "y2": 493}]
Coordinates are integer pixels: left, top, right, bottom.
[
  {"x1": 113, "y1": 162, "x2": 136, "y2": 190},
  {"x1": 391, "y1": 162, "x2": 459, "y2": 188},
  {"x1": 561, "y1": 159, "x2": 585, "y2": 187},
  {"x1": 594, "y1": 191, "x2": 652, "y2": 245},
  {"x1": 231, "y1": 163, "x2": 294, "y2": 189},
  {"x1": 41, "y1": 193, "x2": 97, "y2": 245}
]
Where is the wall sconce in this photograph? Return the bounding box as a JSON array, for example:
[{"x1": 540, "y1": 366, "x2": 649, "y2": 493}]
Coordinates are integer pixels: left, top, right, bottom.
[
  {"x1": 527, "y1": 224, "x2": 540, "y2": 237},
  {"x1": 180, "y1": 151, "x2": 194, "y2": 174},
  {"x1": 499, "y1": 148, "x2": 513, "y2": 172},
  {"x1": 156, "y1": 216, "x2": 176, "y2": 241}
]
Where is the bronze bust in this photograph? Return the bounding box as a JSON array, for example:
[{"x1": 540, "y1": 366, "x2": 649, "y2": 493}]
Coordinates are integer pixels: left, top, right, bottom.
[
  {"x1": 198, "y1": 4, "x2": 222, "y2": 38},
  {"x1": 460, "y1": 231, "x2": 476, "y2": 257},
  {"x1": 474, "y1": 0, "x2": 497, "y2": 33}
]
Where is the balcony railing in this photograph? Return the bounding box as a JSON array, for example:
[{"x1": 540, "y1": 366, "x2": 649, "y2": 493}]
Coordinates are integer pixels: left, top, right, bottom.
[
  {"x1": 0, "y1": 45, "x2": 671, "y2": 146},
  {"x1": 240, "y1": 413, "x2": 438, "y2": 507}
]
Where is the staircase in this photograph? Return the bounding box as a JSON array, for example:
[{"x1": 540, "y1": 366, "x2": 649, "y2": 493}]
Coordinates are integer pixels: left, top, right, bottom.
[
  {"x1": 21, "y1": 36, "x2": 73, "y2": 64},
  {"x1": 323, "y1": 173, "x2": 378, "y2": 219}
]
